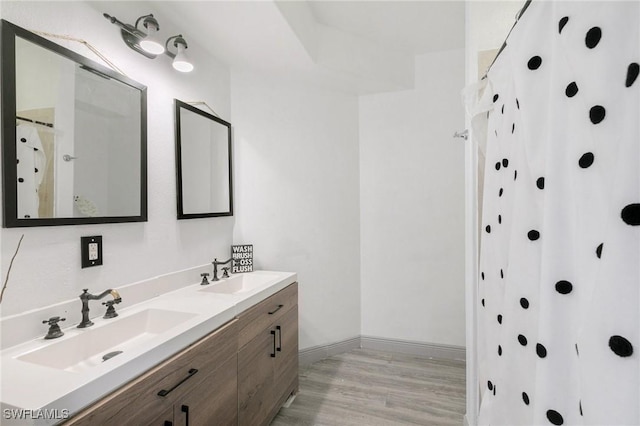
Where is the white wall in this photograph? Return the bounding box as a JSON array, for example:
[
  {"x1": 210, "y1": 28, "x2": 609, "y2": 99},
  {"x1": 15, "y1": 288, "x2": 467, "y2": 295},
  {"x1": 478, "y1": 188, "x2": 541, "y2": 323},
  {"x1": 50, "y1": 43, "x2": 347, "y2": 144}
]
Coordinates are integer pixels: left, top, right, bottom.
[
  {"x1": 0, "y1": 1, "x2": 234, "y2": 317},
  {"x1": 465, "y1": 1, "x2": 525, "y2": 86},
  {"x1": 360, "y1": 49, "x2": 466, "y2": 347},
  {"x1": 231, "y1": 70, "x2": 361, "y2": 351}
]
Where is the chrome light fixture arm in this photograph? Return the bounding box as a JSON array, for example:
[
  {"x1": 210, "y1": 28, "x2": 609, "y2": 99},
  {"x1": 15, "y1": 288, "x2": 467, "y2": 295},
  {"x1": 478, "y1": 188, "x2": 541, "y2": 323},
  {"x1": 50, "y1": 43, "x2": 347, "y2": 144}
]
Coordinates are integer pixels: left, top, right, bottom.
[
  {"x1": 103, "y1": 13, "x2": 146, "y2": 39},
  {"x1": 135, "y1": 14, "x2": 159, "y2": 34},
  {"x1": 164, "y1": 35, "x2": 186, "y2": 59}
]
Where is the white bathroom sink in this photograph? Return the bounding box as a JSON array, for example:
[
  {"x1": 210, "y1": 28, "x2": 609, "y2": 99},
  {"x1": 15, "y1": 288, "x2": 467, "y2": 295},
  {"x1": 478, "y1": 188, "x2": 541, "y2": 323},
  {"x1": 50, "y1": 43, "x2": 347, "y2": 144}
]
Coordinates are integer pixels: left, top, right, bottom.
[
  {"x1": 16, "y1": 308, "x2": 197, "y2": 373},
  {"x1": 200, "y1": 272, "x2": 282, "y2": 295}
]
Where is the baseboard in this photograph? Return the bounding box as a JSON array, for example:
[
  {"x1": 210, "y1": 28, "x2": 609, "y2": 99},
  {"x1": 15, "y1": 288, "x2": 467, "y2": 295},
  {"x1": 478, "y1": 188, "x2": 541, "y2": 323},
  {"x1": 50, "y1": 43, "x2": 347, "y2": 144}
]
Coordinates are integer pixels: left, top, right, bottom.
[
  {"x1": 298, "y1": 336, "x2": 361, "y2": 366},
  {"x1": 360, "y1": 335, "x2": 466, "y2": 361},
  {"x1": 299, "y1": 336, "x2": 465, "y2": 366}
]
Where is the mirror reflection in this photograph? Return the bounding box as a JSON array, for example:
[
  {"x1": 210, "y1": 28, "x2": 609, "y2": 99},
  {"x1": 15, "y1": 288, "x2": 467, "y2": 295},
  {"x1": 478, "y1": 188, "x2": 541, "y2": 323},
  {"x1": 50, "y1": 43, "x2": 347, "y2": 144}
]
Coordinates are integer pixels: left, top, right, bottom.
[
  {"x1": 175, "y1": 99, "x2": 233, "y2": 219},
  {"x1": 2, "y1": 20, "x2": 147, "y2": 227}
]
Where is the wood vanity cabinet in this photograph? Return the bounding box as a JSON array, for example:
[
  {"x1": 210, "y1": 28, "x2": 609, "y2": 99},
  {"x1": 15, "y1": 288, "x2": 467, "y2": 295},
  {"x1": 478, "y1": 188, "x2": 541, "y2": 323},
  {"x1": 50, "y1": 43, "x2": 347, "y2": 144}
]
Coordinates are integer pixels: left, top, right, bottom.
[
  {"x1": 238, "y1": 283, "x2": 298, "y2": 426},
  {"x1": 63, "y1": 282, "x2": 298, "y2": 426},
  {"x1": 64, "y1": 319, "x2": 239, "y2": 426}
]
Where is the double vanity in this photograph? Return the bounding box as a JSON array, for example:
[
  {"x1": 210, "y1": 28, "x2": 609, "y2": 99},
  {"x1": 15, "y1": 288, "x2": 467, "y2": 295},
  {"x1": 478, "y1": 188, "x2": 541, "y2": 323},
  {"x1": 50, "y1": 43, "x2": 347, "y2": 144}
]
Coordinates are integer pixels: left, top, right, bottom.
[{"x1": 0, "y1": 269, "x2": 298, "y2": 425}]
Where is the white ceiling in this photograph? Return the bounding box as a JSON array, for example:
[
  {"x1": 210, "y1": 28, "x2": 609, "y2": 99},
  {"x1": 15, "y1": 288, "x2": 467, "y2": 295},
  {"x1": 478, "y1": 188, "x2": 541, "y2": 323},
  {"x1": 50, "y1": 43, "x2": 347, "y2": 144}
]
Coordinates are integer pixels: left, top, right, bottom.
[
  {"x1": 93, "y1": 1, "x2": 466, "y2": 94},
  {"x1": 308, "y1": 1, "x2": 465, "y2": 54}
]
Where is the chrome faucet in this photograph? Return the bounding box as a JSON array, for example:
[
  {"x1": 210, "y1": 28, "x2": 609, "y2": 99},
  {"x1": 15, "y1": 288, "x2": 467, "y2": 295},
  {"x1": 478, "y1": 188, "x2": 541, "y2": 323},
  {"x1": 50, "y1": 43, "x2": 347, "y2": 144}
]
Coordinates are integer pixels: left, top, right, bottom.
[
  {"x1": 212, "y1": 258, "x2": 234, "y2": 281},
  {"x1": 78, "y1": 288, "x2": 121, "y2": 328}
]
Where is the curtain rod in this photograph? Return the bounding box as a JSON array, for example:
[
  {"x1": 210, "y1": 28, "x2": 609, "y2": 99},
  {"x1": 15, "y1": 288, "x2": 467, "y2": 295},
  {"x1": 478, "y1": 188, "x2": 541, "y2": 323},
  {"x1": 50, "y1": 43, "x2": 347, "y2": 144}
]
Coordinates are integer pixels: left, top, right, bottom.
[
  {"x1": 482, "y1": 0, "x2": 533, "y2": 79},
  {"x1": 17, "y1": 116, "x2": 54, "y2": 128}
]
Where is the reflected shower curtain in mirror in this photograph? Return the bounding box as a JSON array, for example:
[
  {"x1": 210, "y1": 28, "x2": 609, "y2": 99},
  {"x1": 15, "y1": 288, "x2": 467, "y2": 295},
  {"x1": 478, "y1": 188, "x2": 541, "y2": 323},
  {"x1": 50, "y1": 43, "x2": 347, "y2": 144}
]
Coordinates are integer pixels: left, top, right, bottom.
[
  {"x1": 15, "y1": 124, "x2": 46, "y2": 219},
  {"x1": 475, "y1": 1, "x2": 639, "y2": 425}
]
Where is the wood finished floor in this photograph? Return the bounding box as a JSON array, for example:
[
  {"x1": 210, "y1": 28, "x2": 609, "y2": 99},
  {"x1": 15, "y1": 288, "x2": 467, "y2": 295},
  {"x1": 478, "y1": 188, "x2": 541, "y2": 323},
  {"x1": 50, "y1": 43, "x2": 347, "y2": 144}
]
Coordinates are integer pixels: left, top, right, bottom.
[{"x1": 271, "y1": 348, "x2": 466, "y2": 426}]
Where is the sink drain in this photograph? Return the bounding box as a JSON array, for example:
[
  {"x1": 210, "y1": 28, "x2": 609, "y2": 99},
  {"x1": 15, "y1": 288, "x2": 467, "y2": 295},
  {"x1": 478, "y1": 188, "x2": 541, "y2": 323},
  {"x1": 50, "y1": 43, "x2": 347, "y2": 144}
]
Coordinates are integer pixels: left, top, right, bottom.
[{"x1": 102, "y1": 351, "x2": 123, "y2": 362}]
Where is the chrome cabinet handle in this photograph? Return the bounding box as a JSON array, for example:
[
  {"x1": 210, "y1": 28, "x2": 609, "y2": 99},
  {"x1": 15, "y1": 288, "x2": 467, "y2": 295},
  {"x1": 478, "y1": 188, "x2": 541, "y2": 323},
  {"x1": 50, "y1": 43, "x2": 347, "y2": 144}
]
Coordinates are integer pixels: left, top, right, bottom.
[
  {"x1": 268, "y1": 304, "x2": 283, "y2": 315},
  {"x1": 157, "y1": 368, "x2": 198, "y2": 397}
]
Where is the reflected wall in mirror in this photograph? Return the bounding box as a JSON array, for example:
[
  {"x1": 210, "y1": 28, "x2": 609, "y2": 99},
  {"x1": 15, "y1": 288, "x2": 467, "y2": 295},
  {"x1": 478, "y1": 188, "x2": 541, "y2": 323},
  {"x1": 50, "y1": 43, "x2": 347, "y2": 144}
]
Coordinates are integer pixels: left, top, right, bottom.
[
  {"x1": 175, "y1": 99, "x2": 233, "y2": 219},
  {"x1": 1, "y1": 20, "x2": 147, "y2": 227}
]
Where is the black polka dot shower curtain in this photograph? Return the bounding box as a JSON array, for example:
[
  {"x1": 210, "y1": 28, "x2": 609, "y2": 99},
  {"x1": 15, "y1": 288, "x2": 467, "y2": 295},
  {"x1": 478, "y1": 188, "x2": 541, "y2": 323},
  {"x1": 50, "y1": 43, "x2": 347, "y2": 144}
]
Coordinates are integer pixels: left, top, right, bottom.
[{"x1": 476, "y1": 1, "x2": 638, "y2": 425}]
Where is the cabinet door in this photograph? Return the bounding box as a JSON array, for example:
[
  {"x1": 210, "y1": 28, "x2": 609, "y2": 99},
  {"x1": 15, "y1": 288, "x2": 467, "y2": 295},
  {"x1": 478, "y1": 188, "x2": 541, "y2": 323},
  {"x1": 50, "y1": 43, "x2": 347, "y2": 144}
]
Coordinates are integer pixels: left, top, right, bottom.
[
  {"x1": 174, "y1": 354, "x2": 237, "y2": 426},
  {"x1": 238, "y1": 328, "x2": 276, "y2": 426},
  {"x1": 273, "y1": 305, "x2": 299, "y2": 413}
]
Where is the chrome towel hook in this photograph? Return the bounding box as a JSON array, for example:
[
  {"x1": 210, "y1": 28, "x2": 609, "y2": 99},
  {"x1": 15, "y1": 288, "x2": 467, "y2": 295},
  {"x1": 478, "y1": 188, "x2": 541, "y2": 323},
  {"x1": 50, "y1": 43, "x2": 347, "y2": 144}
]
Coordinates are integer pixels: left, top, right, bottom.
[{"x1": 453, "y1": 129, "x2": 469, "y2": 140}]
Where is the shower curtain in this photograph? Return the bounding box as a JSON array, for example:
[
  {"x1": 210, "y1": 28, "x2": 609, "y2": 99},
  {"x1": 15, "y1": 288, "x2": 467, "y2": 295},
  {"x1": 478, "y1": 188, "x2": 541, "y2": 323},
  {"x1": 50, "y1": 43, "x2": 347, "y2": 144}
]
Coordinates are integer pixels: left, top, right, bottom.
[{"x1": 475, "y1": 1, "x2": 639, "y2": 425}]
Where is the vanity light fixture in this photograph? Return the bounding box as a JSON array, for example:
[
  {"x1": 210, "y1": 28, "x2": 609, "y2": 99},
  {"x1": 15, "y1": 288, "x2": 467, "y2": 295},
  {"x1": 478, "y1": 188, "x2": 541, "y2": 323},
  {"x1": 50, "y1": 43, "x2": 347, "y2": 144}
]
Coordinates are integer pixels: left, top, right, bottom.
[
  {"x1": 103, "y1": 13, "x2": 193, "y2": 72},
  {"x1": 166, "y1": 35, "x2": 194, "y2": 73}
]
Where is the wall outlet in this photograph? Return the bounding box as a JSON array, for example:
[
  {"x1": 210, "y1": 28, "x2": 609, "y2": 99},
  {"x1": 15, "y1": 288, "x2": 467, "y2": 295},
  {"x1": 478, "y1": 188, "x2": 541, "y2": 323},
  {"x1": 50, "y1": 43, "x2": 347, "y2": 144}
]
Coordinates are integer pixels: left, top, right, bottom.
[{"x1": 81, "y1": 236, "x2": 103, "y2": 268}]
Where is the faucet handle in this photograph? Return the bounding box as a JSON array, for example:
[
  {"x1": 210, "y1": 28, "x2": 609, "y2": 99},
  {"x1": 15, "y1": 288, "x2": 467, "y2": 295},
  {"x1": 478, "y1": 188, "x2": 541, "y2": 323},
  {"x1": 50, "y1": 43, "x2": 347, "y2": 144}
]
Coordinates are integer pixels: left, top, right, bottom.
[
  {"x1": 42, "y1": 316, "x2": 66, "y2": 326},
  {"x1": 221, "y1": 267, "x2": 230, "y2": 278},
  {"x1": 42, "y1": 317, "x2": 65, "y2": 339},
  {"x1": 200, "y1": 272, "x2": 210, "y2": 285},
  {"x1": 102, "y1": 300, "x2": 119, "y2": 319}
]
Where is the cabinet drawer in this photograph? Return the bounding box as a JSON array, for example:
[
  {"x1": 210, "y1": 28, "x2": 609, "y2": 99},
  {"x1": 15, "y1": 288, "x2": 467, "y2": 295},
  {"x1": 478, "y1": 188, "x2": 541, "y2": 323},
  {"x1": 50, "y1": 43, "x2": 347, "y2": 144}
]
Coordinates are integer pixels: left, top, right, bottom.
[
  {"x1": 237, "y1": 283, "x2": 298, "y2": 349},
  {"x1": 65, "y1": 319, "x2": 238, "y2": 425}
]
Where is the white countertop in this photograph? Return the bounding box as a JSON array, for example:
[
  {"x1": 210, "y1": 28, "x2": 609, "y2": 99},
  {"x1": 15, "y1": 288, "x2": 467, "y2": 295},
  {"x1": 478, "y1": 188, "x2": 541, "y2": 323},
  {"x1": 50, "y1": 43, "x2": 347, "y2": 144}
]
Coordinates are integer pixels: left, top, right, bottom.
[{"x1": 0, "y1": 270, "x2": 296, "y2": 425}]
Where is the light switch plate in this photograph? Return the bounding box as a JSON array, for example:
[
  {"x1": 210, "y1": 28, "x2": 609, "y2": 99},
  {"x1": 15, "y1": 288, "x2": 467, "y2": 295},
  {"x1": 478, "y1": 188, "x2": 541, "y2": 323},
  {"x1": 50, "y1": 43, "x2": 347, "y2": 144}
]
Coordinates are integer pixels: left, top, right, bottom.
[{"x1": 81, "y1": 236, "x2": 103, "y2": 268}]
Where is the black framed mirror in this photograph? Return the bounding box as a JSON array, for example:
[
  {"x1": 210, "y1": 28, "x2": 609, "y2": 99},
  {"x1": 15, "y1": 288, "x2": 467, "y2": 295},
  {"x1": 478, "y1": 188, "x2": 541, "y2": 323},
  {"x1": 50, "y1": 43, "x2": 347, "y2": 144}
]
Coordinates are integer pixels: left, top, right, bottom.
[
  {"x1": 174, "y1": 99, "x2": 233, "y2": 219},
  {"x1": 1, "y1": 20, "x2": 147, "y2": 227}
]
